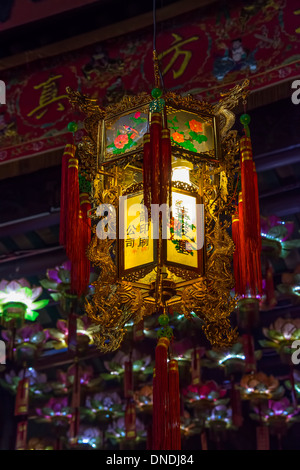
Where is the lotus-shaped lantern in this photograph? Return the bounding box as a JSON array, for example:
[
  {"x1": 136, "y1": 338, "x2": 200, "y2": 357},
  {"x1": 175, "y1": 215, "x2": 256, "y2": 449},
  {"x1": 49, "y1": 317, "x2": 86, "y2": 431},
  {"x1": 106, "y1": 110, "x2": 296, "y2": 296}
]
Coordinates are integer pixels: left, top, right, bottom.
[
  {"x1": 250, "y1": 397, "x2": 300, "y2": 433},
  {"x1": 50, "y1": 363, "x2": 102, "y2": 396},
  {"x1": 202, "y1": 340, "x2": 262, "y2": 375},
  {"x1": 68, "y1": 425, "x2": 103, "y2": 449},
  {"x1": 35, "y1": 396, "x2": 73, "y2": 426},
  {"x1": 44, "y1": 315, "x2": 95, "y2": 352},
  {"x1": 2, "y1": 323, "x2": 47, "y2": 363},
  {"x1": 240, "y1": 372, "x2": 284, "y2": 401},
  {"x1": 259, "y1": 317, "x2": 300, "y2": 358},
  {"x1": 106, "y1": 416, "x2": 146, "y2": 444},
  {"x1": 260, "y1": 216, "x2": 300, "y2": 258},
  {"x1": 0, "y1": 367, "x2": 51, "y2": 399},
  {"x1": 183, "y1": 380, "x2": 228, "y2": 415},
  {"x1": 205, "y1": 404, "x2": 233, "y2": 430},
  {"x1": 40, "y1": 261, "x2": 96, "y2": 311},
  {"x1": 0, "y1": 278, "x2": 49, "y2": 326},
  {"x1": 83, "y1": 392, "x2": 123, "y2": 424},
  {"x1": 102, "y1": 349, "x2": 153, "y2": 382}
]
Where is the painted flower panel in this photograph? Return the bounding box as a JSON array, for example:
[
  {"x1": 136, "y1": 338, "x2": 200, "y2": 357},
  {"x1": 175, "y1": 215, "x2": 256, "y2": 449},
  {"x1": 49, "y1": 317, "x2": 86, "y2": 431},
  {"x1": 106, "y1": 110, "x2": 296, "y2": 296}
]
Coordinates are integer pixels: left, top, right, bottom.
[
  {"x1": 105, "y1": 110, "x2": 148, "y2": 158},
  {"x1": 168, "y1": 110, "x2": 213, "y2": 155}
]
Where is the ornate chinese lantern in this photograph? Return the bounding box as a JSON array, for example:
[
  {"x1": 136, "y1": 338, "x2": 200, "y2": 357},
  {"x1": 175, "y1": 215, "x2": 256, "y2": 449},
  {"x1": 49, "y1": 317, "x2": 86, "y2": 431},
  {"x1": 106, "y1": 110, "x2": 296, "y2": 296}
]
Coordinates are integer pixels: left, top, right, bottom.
[{"x1": 62, "y1": 46, "x2": 258, "y2": 447}]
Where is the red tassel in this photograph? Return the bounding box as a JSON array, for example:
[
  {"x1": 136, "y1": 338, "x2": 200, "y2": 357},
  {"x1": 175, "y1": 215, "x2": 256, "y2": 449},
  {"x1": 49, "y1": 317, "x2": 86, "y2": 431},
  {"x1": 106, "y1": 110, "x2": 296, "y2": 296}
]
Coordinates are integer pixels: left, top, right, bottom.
[
  {"x1": 15, "y1": 377, "x2": 29, "y2": 416},
  {"x1": 160, "y1": 128, "x2": 172, "y2": 207},
  {"x1": 125, "y1": 402, "x2": 136, "y2": 440},
  {"x1": 143, "y1": 133, "x2": 151, "y2": 214},
  {"x1": 242, "y1": 333, "x2": 256, "y2": 373},
  {"x1": 15, "y1": 421, "x2": 28, "y2": 450},
  {"x1": 238, "y1": 193, "x2": 247, "y2": 295},
  {"x1": 232, "y1": 213, "x2": 242, "y2": 296},
  {"x1": 124, "y1": 360, "x2": 133, "y2": 399},
  {"x1": 167, "y1": 359, "x2": 181, "y2": 450},
  {"x1": 152, "y1": 336, "x2": 170, "y2": 450},
  {"x1": 191, "y1": 347, "x2": 202, "y2": 386},
  {"x1": 253, "y1": 163, "x2": 262, "y2": 297},
  {"x1": 65, "y1": 147, "x2": 80, "y2": 262},
  {"x1": 59, "y1": 142, "x2": 75, "y2": 247},
  {"x1": 150, "y1": 113, "x2": 162, "y2": 206},
  {"x1": 71, "y1": 192, "x2": 91, "y2": 296},
  {"x1": 230, "y1": 381, "x2": 243, "y2": 428},
  {"x1": 240, "y1": 137, "x2": 258, "y2": 241},
  {"x1": 240, "y1": 137, "x2": 262, "y2": 296},
  {"x1": 256, "y1": 426, "x2": 270, "y2": 450}
]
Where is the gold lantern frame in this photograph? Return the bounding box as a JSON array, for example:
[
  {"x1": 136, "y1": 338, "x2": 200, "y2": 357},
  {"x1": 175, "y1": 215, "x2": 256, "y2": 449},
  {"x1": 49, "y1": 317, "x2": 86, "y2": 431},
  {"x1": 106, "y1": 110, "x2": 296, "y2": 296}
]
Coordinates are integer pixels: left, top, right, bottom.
[{"x1": 67, "y1": 79, "x2": 249, "y2": 352}]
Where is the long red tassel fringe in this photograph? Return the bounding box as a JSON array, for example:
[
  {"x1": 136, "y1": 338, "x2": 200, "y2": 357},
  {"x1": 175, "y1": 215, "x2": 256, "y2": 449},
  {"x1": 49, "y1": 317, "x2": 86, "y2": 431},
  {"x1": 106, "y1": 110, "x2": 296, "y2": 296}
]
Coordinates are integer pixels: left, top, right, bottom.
[
  {"x1": 240, "y1": 136, "x2": 262, "y2": 297},
  {"x1": 238, "y1": 192, "x2": 247, "y2": 296},
  {"x1": 232, "y1": 212, "x2": 242, "y2": 296},
  {"x1": 160, "y1": 128, "x2": 172, "y2": 207},
  {"x1": 152, "y1": 336, "x2": 169, "y2": 450},
  {"x1": 70, "y1": 192, "x2": 91, "y2": 296},
  {"x1": 167, "y1": 359, "x2": 181, "y2": 450},
  {"x1": 150, "y1": 113, "x2": 162, "y2": 206},
  {"x1": 143, "y1": 133, "x2": 151, "y2": 215},
  {"x1": 65, "y1": 148, "x2": 80, "y2": 263}
]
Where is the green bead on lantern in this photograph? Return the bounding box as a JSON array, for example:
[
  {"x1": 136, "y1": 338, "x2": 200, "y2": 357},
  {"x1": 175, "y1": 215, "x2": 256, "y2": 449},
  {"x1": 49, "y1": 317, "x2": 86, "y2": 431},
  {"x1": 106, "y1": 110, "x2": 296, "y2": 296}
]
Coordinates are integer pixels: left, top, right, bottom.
[
  {"x1": 240, "y1": 114, "x2": 251, "y2": 126},
  {"x1": 151, "y1": 87, "x2": 163, "y2": 99},
  {"x1": 240, "y1": 113, "x2": 251, "y2": 137},
  {"x1": 67, "y1": 121, "x2": 78, "y2": 133},
  {"x1": 158, "y1": 314, "x2": 169, "y2": 326}
]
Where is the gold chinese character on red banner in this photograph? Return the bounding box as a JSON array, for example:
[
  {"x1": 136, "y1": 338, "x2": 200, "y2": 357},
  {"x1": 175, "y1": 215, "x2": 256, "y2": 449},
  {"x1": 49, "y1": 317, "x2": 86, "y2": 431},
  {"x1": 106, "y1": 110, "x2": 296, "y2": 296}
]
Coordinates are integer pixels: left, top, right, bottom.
[
  {"x1": 27, "y1": 74, "x2": 67, "y2": 120},
  {"x1": 158, "y1": 33, "x2": 199, "y2": 79}
]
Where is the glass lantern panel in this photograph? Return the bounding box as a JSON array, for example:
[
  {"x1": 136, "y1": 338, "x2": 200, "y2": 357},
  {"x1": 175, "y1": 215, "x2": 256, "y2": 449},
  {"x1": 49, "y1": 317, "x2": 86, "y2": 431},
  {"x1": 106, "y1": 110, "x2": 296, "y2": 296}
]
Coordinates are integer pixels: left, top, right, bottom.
[
  {"x1": 167, "y1": 110, "x2": 214, "y2": 155},
  {"x1": 105, "y1": 111, "x2": 148, "y2": 160},
  {"x1": 120, "y1": 192, "x2": 155, "y2": 273},
  {"x1": 166, "y1": 189, "x2": 204, "y2": 270}
]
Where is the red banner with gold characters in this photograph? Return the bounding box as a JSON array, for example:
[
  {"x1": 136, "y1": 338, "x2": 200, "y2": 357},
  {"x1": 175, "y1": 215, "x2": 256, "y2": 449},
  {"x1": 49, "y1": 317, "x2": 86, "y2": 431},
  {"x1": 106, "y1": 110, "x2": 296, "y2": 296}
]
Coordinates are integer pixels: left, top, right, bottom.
[{"x1": 0, "y1": 0, "x2": 299, "y2": 164}]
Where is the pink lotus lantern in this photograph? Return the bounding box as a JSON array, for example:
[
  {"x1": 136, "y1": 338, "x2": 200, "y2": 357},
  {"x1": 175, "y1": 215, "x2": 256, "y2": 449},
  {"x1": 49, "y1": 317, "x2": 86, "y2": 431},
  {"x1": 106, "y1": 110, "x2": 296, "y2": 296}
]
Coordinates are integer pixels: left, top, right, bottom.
[
  {"x1": 183, "y1": 380, "x2": 228, "y2": 416},
  {"x1": 259, "y1": 317, "x2": 300, "y2": 362},
  {"x1": 35, "y1": 396, "x2": 72, "y2": 427},
  {"x1": 44, "y1": 315, "x2": 95, "y2": 352},
  {"x1": 2, "y1": 323, "x2": 47, "y2": 363}
]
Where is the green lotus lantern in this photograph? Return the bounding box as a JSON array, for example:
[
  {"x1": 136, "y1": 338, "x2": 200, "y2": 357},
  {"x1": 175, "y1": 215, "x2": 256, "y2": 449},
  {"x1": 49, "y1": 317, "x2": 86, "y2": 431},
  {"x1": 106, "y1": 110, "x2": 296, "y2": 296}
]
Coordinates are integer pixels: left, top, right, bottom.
[{"x1": 0, "y1": 279, "x2": 49, "y2": 327}]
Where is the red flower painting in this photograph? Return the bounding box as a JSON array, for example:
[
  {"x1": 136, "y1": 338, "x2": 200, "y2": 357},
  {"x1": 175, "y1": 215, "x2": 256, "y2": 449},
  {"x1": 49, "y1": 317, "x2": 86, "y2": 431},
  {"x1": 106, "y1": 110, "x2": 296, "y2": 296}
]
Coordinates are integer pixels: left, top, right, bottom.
[
  {"x1": 189, "y1": 119, "x2": 203, "y2": 133},
  {"x1": 172, "y1": 131, "x2": 185, "y2": 143},
  {"x1": 114, "y1": 134, "x2": 129, "y2": 149}
]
